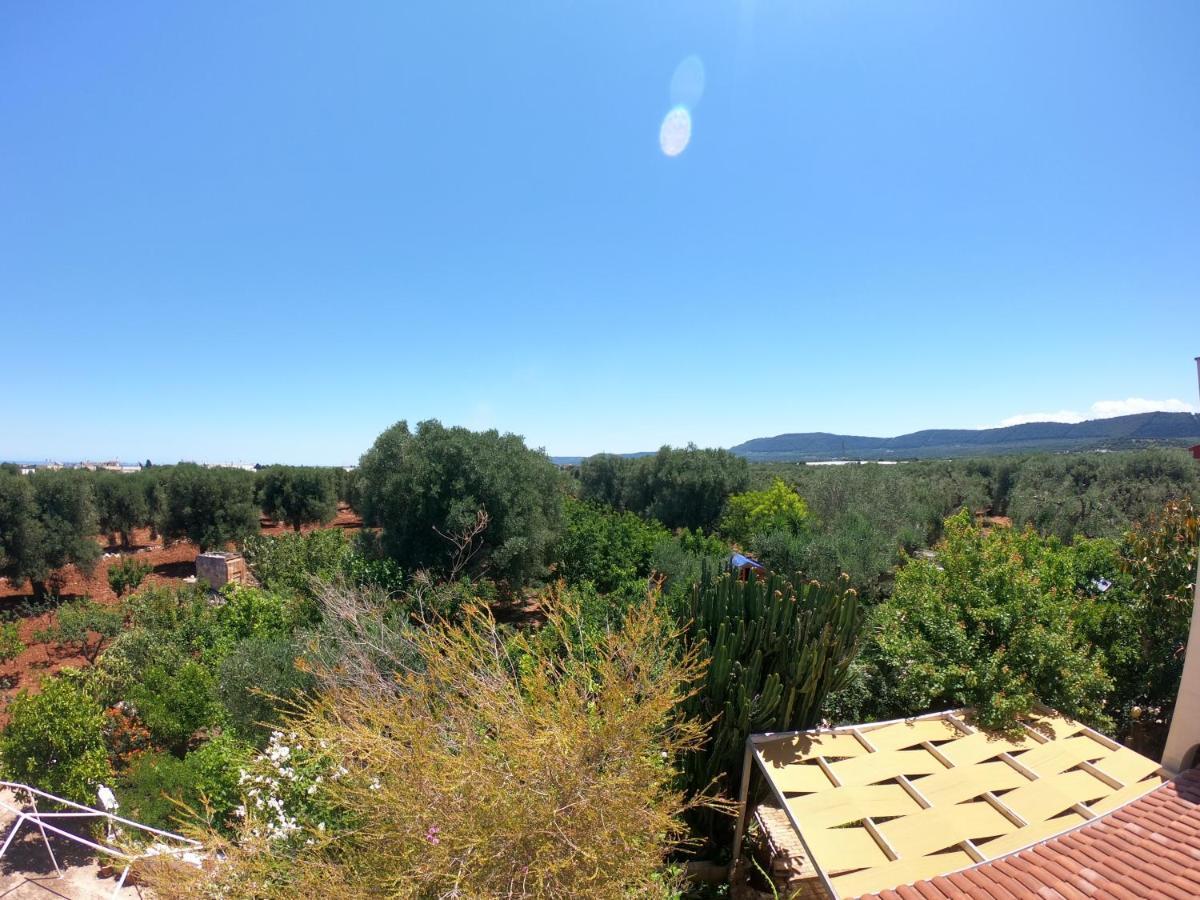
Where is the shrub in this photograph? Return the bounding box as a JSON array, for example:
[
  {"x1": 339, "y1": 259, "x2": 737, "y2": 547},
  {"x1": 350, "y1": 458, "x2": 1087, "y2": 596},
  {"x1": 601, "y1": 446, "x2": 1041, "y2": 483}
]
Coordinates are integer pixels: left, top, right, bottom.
[
  {"x1": 213, "y1": 584, "x2": 306, "y2": 652},
  {"x1": 127, "y1": 661, "x2": 221, "y2": 756},
  {"x1": 218, "y1": 636, "x2": 315, "y2": 744},
  {"x1": 123, "y1": 583, "x2": 221, "y2": 658},
  {"x1": 850, "y1": 508, "x2": 1114, "y2": 731},
  {"x1": 108, "y1": 556, "x2": 152, "y2": 596},
  {"x1": 340, "y1": 545, "x2": 405, "y2": 596},
  {"x1": 255, "y1": 466, "x2": 338, "y2": 532},
  {"x1": 93, "y1": 628, "x2": 187, "y2": 709},
  {"x1": 116, "y1": 751, "x2": 196, "y2": 831},
  {"x1": 103, "y1": 704, "x2": 154, "y2": 769},
  {"x1": 648, "y1": 528, "x2": 729, "y2": 613},
  {"x1": 0, "y1": 621, "x2": 26, "y2": 664},
  {"x1": 551, "y1": 499, "x2": 669, "y2": 593},
  {"x1": 142, "y1": 598, "x2": 705, "y2": 899},
  {"x1": 721, "y1": 478, "x2": 809, "y2": 546},
  {"x1": 1116, "y1": 498, "x2": 1200, "y2": 731},
  {"x1": 35, "y1": 599, "x2": 123, "y2": 665},
  {"x1": 116, "y1": 733, "x2": 253, "y2": 835},
  {"x1": 243, "y1": 530, "x2": 405, "y2": 600},
  {"x1": 242, "y1": 530, "x2": 351, "y2": 599},
  {"x1": 0, "y1": 674, "x2": 111, "y2": 803}
]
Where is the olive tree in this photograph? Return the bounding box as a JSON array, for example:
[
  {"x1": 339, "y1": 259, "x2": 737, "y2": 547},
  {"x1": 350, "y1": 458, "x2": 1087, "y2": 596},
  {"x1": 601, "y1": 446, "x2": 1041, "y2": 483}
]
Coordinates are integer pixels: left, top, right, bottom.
[
  {"x1": 356, "y1": 420, "x2": 563, "y2": 584},
  {"x1": 158, "y1": 464, "x2": 259, "y2": 552},
  {"x1": 580, "y1": 445, "x2": 750, "y2": 531},
  {"x1": 256, "y1": 466, "x2": 338, "y2": 532},
  {"x1": 94, "y1": 471, "x2": 149, "y2": 548},
  {"x1": 0, "y1": 470, "x2": 100, "y2": 600}
]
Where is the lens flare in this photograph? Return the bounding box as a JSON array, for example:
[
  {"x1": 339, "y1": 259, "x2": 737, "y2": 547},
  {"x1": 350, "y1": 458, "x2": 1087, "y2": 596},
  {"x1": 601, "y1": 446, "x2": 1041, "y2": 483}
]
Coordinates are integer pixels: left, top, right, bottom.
[
  {"x1": 659, "y1": 106, "x2": 692, "y2": 157},
  {"x1": 670, "y1": 55, "x2": 706, "y2": 109}
]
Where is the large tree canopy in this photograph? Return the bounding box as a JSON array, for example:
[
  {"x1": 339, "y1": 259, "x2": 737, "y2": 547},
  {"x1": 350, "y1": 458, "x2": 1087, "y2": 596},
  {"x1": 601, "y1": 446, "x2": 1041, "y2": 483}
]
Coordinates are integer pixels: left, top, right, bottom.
[
  {"x1": 95, "y1": 471, "x2": 151, "y2": 548},
  {"x1": 579, "y1": 446, "x2": 750, "y2": 531},
  {"x1": 256, "y1": 466, "x2": 338, "y2": 532},
  {"x1": 158, "y1": 464, "x2": 259, "y2": 552},
  {"x1": 0, "y1": 470, "x2": 100, "y2": 598},
  {"x1": 356, "y1": 420, "x2": 563, "y2": 584}
]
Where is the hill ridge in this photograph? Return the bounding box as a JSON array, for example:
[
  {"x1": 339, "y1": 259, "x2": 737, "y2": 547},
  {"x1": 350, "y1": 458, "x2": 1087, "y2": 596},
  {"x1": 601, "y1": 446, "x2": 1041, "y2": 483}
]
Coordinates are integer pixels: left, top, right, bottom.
[{"x1": 728, "y1": 411, "x2": 1200, "y2": 462}]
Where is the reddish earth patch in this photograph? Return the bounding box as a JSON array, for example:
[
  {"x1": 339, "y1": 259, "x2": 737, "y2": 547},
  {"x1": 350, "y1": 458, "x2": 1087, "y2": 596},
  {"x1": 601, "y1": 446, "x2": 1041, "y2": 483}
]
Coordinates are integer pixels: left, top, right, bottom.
[
  {"x1": 0, "y1": 504, "x2": 363, "y2": 713},
  {"x1": 260, "y1": 503, "x2": 362, "y2": 536}
]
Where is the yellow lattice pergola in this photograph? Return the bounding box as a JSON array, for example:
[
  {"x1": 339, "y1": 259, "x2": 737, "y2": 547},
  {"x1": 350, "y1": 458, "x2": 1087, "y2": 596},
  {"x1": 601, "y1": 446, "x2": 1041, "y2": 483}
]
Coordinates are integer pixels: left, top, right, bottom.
[{"x1": 731, "y1": 707, "x2": 1166, "y2": 899}]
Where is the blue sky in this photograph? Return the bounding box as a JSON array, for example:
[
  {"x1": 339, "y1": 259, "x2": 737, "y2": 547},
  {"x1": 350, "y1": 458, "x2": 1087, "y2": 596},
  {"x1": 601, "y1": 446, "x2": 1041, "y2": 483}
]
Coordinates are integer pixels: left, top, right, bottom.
[{"x1": 2, "y1": 2, "x2": 1198, "y2": 464}]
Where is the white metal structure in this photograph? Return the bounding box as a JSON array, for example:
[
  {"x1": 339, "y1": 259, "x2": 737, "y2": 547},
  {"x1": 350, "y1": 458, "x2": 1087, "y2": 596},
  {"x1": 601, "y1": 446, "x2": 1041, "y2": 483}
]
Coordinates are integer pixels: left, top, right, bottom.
[{"x1": 0, "y1": 781, "x2": 203, "y2": 898}]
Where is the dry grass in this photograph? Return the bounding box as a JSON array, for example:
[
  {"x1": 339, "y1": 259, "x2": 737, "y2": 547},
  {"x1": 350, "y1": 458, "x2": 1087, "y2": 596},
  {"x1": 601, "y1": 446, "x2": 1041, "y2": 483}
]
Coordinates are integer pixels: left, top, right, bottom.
[{"x1": 142, "y1": 590, "x2": 707, "y2": 899}]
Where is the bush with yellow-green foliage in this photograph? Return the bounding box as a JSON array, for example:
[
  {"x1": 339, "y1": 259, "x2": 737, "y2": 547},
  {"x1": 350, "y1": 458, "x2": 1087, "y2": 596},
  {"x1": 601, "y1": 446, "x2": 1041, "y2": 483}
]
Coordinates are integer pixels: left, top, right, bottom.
[
  {"x1": 141, "y1": 590, "x2": 707, "y2": 899},
  {"x1": 720, "y1": 477, "x2": 808, "y2": 546}
]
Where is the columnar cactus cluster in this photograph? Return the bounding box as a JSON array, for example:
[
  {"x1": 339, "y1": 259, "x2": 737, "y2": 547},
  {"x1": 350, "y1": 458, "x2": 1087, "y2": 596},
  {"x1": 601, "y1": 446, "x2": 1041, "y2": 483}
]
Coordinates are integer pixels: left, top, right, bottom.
[{"x1": 683, "y1": 566, "x2": 863, "y2": 794}]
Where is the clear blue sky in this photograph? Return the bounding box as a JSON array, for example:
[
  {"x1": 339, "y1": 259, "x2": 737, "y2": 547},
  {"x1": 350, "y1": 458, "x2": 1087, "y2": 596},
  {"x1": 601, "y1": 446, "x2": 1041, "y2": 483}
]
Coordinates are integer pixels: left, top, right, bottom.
[{"x1": 3, "y1": 1, "x2": 1197, "y2": 464}]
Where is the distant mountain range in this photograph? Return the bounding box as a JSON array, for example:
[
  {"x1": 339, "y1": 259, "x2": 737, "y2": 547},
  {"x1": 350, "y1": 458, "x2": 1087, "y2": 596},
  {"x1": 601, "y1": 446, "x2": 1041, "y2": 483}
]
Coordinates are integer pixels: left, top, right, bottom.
[
  {"x1": 552, "y1": 412, "x2": 1200, "y2": 465},
  {"x1": 728, "y1": 412, "x2": 1200, "y2": 462}
]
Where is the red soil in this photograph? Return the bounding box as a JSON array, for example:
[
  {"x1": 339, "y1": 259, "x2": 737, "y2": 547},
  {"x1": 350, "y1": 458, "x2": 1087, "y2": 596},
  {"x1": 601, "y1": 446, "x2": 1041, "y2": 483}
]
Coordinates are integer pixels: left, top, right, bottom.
[{"x1": 0, "y1": 504, "x2": 363, "y2": 712}]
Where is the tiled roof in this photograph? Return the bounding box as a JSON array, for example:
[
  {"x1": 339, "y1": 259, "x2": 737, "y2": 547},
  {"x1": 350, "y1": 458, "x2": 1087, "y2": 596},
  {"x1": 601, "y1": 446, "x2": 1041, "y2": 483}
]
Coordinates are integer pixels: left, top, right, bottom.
[{"x1": 857, "y1": 766, "x2": 1200, "y2": 900}]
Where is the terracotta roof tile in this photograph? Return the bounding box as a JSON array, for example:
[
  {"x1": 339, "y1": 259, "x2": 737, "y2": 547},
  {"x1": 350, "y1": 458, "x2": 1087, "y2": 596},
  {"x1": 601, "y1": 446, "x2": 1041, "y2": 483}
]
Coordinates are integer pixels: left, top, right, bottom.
[{"x1": 855, "y1": 769, "x2": 1200, "y2": 899}]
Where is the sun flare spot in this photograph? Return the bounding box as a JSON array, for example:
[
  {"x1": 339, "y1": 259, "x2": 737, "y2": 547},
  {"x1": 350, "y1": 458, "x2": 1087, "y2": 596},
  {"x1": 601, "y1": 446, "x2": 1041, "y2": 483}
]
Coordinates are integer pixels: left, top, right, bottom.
[{"x1": 659, "y1": 106, "x2": 692, "y2": 157}]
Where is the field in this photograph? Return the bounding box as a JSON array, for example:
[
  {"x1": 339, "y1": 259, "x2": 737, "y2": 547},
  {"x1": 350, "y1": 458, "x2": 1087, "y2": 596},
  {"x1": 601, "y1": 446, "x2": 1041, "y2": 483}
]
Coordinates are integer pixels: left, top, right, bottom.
[{"x1": 0, "y1": 504, "x2": 361, "y2": 714}]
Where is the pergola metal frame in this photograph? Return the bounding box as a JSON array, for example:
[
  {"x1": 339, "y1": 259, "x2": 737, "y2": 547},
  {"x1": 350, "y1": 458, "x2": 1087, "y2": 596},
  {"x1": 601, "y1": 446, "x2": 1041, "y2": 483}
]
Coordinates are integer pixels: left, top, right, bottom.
[{"x1": 0, "y1": 781, "x2": 203, "y2": 899}]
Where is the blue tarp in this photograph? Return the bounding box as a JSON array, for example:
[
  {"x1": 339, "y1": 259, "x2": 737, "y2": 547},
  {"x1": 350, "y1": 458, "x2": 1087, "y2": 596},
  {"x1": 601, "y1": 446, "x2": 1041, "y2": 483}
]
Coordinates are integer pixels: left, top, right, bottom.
[{"x1": 730, "y1": 553, "x2": 765, "y2": 570}]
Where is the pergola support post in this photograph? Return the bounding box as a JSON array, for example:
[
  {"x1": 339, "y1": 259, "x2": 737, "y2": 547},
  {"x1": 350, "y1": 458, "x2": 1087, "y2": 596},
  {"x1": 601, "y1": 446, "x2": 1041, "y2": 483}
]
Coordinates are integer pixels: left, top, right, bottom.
[{"x1": 729, "y1": 738, "x2": 755, "y2": 883}]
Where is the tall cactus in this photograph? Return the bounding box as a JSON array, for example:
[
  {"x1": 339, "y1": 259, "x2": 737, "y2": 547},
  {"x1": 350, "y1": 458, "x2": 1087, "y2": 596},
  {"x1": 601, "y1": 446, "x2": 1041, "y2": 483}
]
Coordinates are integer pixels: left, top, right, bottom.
[{"x1": 682, "y1": 566, "x2": 864, "y2": 796}]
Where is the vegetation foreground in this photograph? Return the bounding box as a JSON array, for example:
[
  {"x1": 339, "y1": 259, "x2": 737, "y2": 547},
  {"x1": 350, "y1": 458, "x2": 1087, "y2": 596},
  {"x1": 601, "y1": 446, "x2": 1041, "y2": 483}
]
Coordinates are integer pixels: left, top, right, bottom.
[{"x1": 0, "y1": 426, "x2": 1197, "y2": 897}]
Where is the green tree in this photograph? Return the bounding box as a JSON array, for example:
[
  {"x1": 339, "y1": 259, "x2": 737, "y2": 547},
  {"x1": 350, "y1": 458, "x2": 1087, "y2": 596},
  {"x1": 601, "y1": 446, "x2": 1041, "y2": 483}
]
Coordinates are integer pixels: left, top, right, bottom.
[
  {"x1": 94, "y1": 471, "x2": 149, "y2": 549},
  {"x1": 0, "y1": 472, "x2": 41, "y2": 592},
  {"x1": 581, "y1": 446, "x2": 750, "y2": 531},
  {"x1": 256, "y1": 466, "x2": 338, "y2": 532},
  {"x1": 0, "y1": 675, "x2": 111, "y2": 803},
  {"x1": 158, "y1": 464, "x2": 259, "y2": 551},
  {"x1": 1116, "y1": 499, "x2": 1200, "y2": 730},
  {"x1": 0, "y1": 471, "x2": 101, "y2": 600},
  {"x1": 721, "y1": 477, "x2": 809, "y2": 546},
  {"x1": 1006, "y1": 450, "x2": 1200, "y2": 541},
  {"x1": 849, "y1": 509, "x2": 1113, "y2": 731},
  {"x1": 356, "y1": 420, "x2": 563, "y2": 584},
  {"x1": 578, "y1": 453, "x2": 629, "y2": 509}
]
